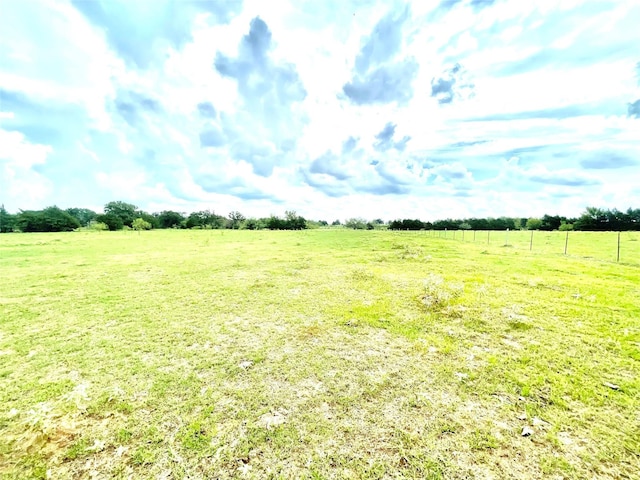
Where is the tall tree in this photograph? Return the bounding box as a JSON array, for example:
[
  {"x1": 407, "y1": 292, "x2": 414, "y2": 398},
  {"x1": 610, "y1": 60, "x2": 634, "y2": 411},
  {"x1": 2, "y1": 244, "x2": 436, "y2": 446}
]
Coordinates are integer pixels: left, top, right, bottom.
[
  {"x1": 186, "y1": 210, "x2": 224, "y2": 229},
  {"x1": 285, "y1": 210, "x2": 307, "y2": 230},
  {"x1": 104, "y1": 201, "x2": 137, "y2": 227},
  {"x1": 227, "y1": 211, "x2": 245, "y2": 229},
  {"x1": 156, "y1": 210, "x2": 185, "y2": 229},
  {"x1": 65, "y1": 208, "x2": 97, "y2": 227},
  {"x1": 95, "y1": 213, "x2": 124, "y2": 231},
  {"x1": 16, "y1": 206, "x2": 80, "y2": 232},
  {"x1": 0, "y1": 205, "x2": 14, "y2": 233}
]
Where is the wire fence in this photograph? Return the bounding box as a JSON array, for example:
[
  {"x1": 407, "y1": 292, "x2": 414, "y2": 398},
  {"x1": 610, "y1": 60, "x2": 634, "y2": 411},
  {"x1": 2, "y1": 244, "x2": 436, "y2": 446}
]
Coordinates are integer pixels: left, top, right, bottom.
[{"x1": 423, "y1": 229, "x2": 640, "y2": 265}]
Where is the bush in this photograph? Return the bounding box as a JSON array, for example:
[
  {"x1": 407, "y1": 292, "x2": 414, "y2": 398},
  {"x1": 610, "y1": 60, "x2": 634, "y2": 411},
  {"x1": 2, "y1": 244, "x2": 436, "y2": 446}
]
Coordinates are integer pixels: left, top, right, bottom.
[
  {"x1": 96, "y1": 213, "x2": 123, "y2": 231},
  {"x1": 558, "y1": 222, "x2": 574, "y2": 231},
  {"x1": 132, "y1": 218, "x2": 152, "y2": 231},
  {"x1": 88, "y1": 221, "x2": 108, "y2": 231}
]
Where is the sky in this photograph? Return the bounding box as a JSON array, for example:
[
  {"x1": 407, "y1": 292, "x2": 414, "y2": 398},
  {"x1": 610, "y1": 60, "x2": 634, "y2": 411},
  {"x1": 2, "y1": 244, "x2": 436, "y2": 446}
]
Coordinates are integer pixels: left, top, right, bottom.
[{"x1": 0, "y1": 0, "x2": 639, "y2": 221}]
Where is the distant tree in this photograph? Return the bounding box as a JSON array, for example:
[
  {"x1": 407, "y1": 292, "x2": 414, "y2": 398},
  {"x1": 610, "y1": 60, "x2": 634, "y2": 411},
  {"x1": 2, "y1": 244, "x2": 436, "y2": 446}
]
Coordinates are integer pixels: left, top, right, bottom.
[
  {"x1": 266, "y1": 215, "x2": 286, "y2": 230},
  {"x1": 135, "y1": 210, "x2": 157, "y2": 229},
  {"x1": 459, "y1": 222, "x2": 472, "y2": 230},
  {"x1": 331, "y1": 220, "x2": 341, "y2": 226},
  {"x1": 185, "y1": 210, "x2": 224, "y2": 229},
  {"x1": 525, "y1": 218, "x2": 543, "y2": 230},
  {"x1": 572, "y1": 207, "x2": 640, "y2": 231},
  {"x1": 468, "y1": 218, "x2": 489, "y2": 230},
  {"x1": 186, "y1": 212, "x2": 205, "y2": 229},
  {"x1": 0, "y1": 205, "x2": 14, "y2": 233},
  {"x1": 244, "y1": 218, "x2": 264, "y2": 230},
  {"x1": 574, "y1": 207, "x2": 606, "y2": 230},
  {"x1": 389, "y1": 219, "x2": 424, "y2": 230},
  {"x1": 264, "y1": 212, "x2": 308, "y2": 230},
  {"x1": 104, "y1": 201, "x2": 137, "y2": 227},
  {"x1": 345, "y1": 218, "x2": 367, "y2": 229},
  {"x1": 432, "y1": 219, "x2": 458, "y2": 230},
  {"x1": 15, "y1": 206, "x2": 80, "y2": 232},
  {"x1": 285, "y1": 210, "x2": 307, "y2": 230},
  {"x1": 372, "y1": 218, "x2": 384, "y2": 225},
  {"x1": 14, "y1": 211, "x2": 44, "y2": 232},
  {"x1": 156, "y1": 210, "x2": 185, "y2": 229},
  {"x1": 558, "y1": 221, "x2": 574, "y2": 231},
  {"x1": 65, "y1": 208, "x2": 97, "y2": 227},
  {"x1": 318, "y1": 220, "x2": 328, "y2": 226},
  {"x1": 366, "y1": 222, "x2": 375, "y2": 230},
  {"x1": 486, "y1": 217, "x2": 515, "y2": 230},
  {"x1": 539, "y1": 214, "x2": 563, "y2": 231},
  {"x1": 626, "y1": 208, "x2": 640, "y2": 230},
  {"x1": 227, "y1": 211, "x2": 245, "y2": 229},
  {"x1": 132, "y1": 217, "x2": 152, "y2": 231},
  {"x1": 95, "y1": 213, "x2": 124, "y2": 231}
]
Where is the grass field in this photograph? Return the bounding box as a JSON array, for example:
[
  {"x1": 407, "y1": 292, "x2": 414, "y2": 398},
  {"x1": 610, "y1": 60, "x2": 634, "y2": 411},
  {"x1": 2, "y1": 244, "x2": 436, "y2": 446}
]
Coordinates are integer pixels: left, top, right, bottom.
[{"x1": 1, "y1": 229, "x2": 638, "y2": 479}]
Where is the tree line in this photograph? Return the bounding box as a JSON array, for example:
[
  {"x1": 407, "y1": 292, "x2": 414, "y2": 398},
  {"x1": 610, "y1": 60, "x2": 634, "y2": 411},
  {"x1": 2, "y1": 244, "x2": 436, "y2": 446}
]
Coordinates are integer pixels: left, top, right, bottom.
[
  {"x1": 387, "y1": 208, "x2": 640, "y2": 231},
  {"x1": 0, "y1": 202, "x2": 638, "y2": 233},
  {"x1": 0, "y1": 202, "x2": 311, "y2": 233}
]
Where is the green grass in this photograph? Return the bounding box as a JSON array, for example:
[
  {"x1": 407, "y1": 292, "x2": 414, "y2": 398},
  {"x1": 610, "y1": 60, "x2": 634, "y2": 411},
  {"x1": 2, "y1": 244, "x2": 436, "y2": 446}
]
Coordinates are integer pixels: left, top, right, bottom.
[{"x1": 0, "y1": 229, "x2": 638, "y2": 479}]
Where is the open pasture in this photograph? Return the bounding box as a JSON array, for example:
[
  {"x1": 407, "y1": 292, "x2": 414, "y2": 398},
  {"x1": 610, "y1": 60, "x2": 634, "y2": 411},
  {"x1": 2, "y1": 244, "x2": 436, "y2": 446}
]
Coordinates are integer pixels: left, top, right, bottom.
[
  {"x1": 429, "y1": 229, "x2": 640, "y2": 265},
  {"x1": 0, "y1": 230, "x2": 638, "y2": 479}
]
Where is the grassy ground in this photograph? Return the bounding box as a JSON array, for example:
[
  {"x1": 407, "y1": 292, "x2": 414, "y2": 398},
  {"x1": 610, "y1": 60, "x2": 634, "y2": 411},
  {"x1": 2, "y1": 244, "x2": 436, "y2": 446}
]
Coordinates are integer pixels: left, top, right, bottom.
[
  {"x1": 0, "y1": 229, "x2": 638, "y2": 479},
  {"x1": 430, "y1": 229, "x2": 640, "y2": 265}
]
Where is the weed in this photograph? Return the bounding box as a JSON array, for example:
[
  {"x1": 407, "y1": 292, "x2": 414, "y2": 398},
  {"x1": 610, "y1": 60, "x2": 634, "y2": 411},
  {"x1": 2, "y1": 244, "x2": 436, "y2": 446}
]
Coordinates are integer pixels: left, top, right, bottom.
[
  {"x1": 419, "y1": 274, "x2": 464, "y2": 310},
  {"x1": 64, "y1": 438, "x2": 90, "y2": 460},
  {"x1": 469, "y1": 430, "x2": 500, "y2": 450}
]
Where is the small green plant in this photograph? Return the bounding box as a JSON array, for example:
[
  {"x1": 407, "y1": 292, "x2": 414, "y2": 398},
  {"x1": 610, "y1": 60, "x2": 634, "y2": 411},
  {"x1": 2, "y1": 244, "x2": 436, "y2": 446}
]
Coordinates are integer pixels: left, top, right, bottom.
[
  {"x1": 469, "y1": 430, "x2": 500, "y2": 450},
  {"x1": 64, "y1": 438, "x2": 90, "y2": 460},
  {"x1": 179, "y1": 421, "x2": 210, "y2": 451}
]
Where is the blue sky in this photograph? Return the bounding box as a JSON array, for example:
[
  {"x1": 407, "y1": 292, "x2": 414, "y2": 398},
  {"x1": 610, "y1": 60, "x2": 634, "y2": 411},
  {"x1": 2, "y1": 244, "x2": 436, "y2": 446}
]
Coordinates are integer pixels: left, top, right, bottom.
[{"x1": 0, "y1": 0, "x2": 638, "y2": 220}]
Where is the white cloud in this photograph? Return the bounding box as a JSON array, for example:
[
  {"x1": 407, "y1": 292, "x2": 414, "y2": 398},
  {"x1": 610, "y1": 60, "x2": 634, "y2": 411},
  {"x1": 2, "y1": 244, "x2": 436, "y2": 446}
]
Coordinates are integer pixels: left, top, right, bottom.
[{"x1": 0, "y1": 130, "x2": 53, "y2": 209}]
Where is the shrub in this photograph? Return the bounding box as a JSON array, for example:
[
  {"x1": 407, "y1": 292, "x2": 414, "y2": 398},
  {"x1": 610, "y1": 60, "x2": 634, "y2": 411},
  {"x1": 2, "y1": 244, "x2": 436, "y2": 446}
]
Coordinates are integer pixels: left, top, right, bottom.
[{"x1": 88, "y1": 221, "x2": 108, "y2": 231}]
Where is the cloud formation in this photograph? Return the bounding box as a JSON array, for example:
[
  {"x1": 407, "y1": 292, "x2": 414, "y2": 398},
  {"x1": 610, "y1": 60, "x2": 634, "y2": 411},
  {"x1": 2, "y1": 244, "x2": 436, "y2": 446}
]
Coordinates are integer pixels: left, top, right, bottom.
[
  {"x1": 373, "y1": 123, "x2": 411, "y2": 152},
  {"x1": 0, "y1": 0, "x2": 638, "y2": 220},
  {"x1": 431, "y1": 63, "x2": 474, "y2": 104},
  {"x1": 342, "y1": 8, "x2": 418, "y2": 105},
  {"x1": 71, "y1": 0, "x2": 243, "y2": 68},
  {"x1": 213, "y1": 17, "x2": 307, "y2": 176}
]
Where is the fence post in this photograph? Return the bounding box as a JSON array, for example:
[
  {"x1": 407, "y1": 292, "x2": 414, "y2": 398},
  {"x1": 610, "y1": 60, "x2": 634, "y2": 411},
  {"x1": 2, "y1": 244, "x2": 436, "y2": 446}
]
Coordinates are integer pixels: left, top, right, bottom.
[
  {"x1": 505, "y1": 228, "x2": 509, "y2": 246},
  {"x1": 462, "y1": 230, "x2": 465, "y2": 241},
  {"x1": 487, "y1": 230, "x2": 490, "y2": 245},
  {"x1": 617, "y1": 231, "x2": 621, "y2": 262},
  {"x1": 564, "y1": 231, "x2": 569, "y2": 255},
  {"x1": 529, "y1": 230, "x2": 533, "y2": 251},
  {"x1": 453, "y1": 230, "x2": 456, "y2": 240}
]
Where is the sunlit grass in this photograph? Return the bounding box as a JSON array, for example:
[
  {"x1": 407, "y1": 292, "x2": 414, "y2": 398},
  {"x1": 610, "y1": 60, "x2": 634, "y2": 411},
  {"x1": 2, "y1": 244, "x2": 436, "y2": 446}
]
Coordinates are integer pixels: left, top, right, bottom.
[{"x1": 0, "y1": 230, "x2": 638, "y2": 479}]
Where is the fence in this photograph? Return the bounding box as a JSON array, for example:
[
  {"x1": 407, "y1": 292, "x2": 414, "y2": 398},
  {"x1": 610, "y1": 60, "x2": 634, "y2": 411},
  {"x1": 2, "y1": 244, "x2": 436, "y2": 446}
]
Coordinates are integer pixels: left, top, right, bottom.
[{"x1": 423, "y1": 229, "x2": 640, "y2": 265}]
